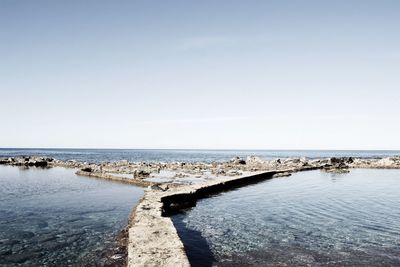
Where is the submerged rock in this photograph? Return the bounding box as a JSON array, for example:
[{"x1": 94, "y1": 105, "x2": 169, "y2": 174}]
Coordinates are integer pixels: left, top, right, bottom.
[
  {"x1": 323, "y1": 165, "x2": 350, "y2": 174},
  {"x1": 5, "y1": 252, "x2": 38, "y2": 263},
  {"x1": 37, "y1": 221, "x2": 49, "y2": 229},
  {"x1": 14, "y1": 231, "x2": 35, "y2": 240},
  {"x1": 0, "y1": 248, "x2": 12, "y2": 257}
]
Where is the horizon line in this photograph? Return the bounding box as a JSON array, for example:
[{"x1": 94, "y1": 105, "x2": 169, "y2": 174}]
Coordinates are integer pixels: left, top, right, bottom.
[{"x1": 1, "y1": 147, "x2": 400, "y2": 152}]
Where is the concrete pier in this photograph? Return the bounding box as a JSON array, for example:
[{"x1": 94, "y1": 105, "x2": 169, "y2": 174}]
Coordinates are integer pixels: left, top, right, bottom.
[{"x1": 127, "y1": 167, "x2": 319, "y2": 266}]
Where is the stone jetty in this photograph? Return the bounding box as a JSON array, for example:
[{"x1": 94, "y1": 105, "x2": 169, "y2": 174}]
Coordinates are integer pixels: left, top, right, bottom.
[{"x1": 4, "y1": 155, "x2": 400, "y2": 184}]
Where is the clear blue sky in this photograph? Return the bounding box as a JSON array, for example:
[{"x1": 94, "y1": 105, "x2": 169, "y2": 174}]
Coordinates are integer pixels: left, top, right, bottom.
[{"x1": 1, "y1": 0, "x2": 399, "y2": 149}]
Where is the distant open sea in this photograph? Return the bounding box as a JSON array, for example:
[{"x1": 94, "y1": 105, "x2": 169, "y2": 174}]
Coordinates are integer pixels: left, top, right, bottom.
[{"x1": 0, "y1": 148, "x2": 399, "y2": 163}]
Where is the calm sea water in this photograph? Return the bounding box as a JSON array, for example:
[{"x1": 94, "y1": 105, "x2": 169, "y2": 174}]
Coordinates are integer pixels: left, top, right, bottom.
[
  {"x1": 1, "y1": 149, "x2": 400, "y2": 266},
  {"x1": 1, "y1": 148, "x2": 400, "y2": 163},
  {"x1": 172, "y1": 169, "x2": 400, "y2": 267},
  {"x1": 0, "y1": 166, "x2": 143, "y2": 266}
]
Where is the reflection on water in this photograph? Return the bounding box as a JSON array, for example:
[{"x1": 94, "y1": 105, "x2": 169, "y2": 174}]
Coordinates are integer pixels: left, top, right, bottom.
[
  {"x1": 173, "y1": 169, "x2": 400, "y2": 266},
  {"x1": 0, "y1": 166, "x2": 143, "y2": 266}
]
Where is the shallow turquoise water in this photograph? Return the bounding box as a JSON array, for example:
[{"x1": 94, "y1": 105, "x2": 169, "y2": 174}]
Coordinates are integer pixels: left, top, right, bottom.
[
  {"x1": 173, "y1": 169, "x2": 400, "y2": 266},
  {"x1": 0, "y1": 166, "x2": 143, "y2": 266}
]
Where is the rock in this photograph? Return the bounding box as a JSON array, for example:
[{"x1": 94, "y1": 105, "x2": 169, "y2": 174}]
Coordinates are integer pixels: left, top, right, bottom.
[
  {"x1": 0, "y1": 249, "x2": 12, "y2": 257},
  {"x1": 324, "y1": 168, "x2": 350, "y2": 174},
  {"x1": 14, "y1": 231, "x2": 35, "y2": 239},
  {"x1": 214, "y1": 169, "x2": 225, "y2": 175},
  {"x1": 5, "y1": 252, "x2": 37, "y2": 263},
  {"x1": 323, "y1": 157, "x2": 354, "y2": 172},
  {"x1": 174, "y1": 173, "x2": 189, "y2": 178},
  {"x1": 0, "y1": 156, "x2": 54, "y2": 168},
  {"x1": 81, "y1": 167, "x2": 93, "y2": 173},
  {"x1": 110, "y1": 254, "x2": 124, "y2": 260},
  {"x1": 40, "y1": 241, "x2": 67, "y2": 250},
  {"x1": 34, "y1": 160, "x2": 48, "y2": 167},
  {"x1": 230, "y1": 156, "x2": 246, "y2": 165},
  {"x1": 309, "y1": 159, "x2": 328, "y2": 167},
  {"x1": 37, "y1": 221, "x2": 49, "y2": 228},
  {"x1": 246, "y1": 156, "x2": 265, "y2": 165},
  {"x1": 159, "y1": 184, "x2": 169, "y2": 191},
  {"x1": 329, "y1": 157, "x2": 353, "y2": 165},
  {"x1": 226, "y1": 170, "x2": 242, "y2": 176},
  {"x1": 133, "y1": 170, "x2": 150, "y2": 179},
  {"x1": 273, "y1": 172, "x2": 292, "y2": 178},
  {"x1": 284, "y1": 158, "x2": 301, "y2": 164},
  {"x1": 66, "y1": 235, "x2": 80, "y2": 244},
  {"x1": 1, "y1": 239, "x2": 20, "y2": 245},
  {"x1": 377, "y1": 157, "x2": 397, "y2": 167},
  {"x1": 150, "y1": 185, "x2": 168, "y2": 191},
  {"x1": 36, "y1": 234, "x2": 57, "y2": 243}
]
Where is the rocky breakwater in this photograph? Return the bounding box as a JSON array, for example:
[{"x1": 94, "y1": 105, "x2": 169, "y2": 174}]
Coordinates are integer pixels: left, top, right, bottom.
[
  {"x1": 75, "y1": 156, "x2": 327, "y2": 187},
  {"x1": 0, "y1": 155, "x2": 323, "y2": 187},
  {"x1": 350, "y1": 156, "x2": 400, "y2": 169},
  {"x1": 0, "y1": 156, "x2": 93, "y2": 169},
  {"x1": 0, "y1": 156, "x2": 52, "y2": 167},
  {"x1": 0, "y1": 156, "x2": 157, "y2": 187},
  {"x1": 319, "y1": 157, "x2": 354, "y2": 173},
  {"x1": 309, "y1": 156, "x2": 400, "y2": 173},
  {"x1": 3, "y1": 155, "x2": 400, "y2": 187}
]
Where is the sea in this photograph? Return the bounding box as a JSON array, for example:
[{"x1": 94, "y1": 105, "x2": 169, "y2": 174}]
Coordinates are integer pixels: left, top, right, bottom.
[
  {"x1": 1, "y1": 148, "x2": 399, "y2": 266},
  {"x1": 1, "y1": 148, "x2": 399, "y2": 163}
]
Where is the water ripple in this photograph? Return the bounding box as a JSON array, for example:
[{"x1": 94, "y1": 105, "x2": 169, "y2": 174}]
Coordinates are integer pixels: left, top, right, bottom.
[{"x1": 174, "y1": 169, "x2": 400, "y2": 266}]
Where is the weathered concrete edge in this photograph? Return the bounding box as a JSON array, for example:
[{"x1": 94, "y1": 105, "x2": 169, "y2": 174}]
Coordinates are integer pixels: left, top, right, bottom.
[
  {"x1": 127, "y1": 166, "x2": 320, "y2": 267},
  {"x1": 76, "y1": 170, "x2": 155, "y2": 187}
]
